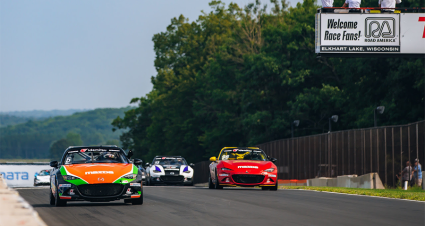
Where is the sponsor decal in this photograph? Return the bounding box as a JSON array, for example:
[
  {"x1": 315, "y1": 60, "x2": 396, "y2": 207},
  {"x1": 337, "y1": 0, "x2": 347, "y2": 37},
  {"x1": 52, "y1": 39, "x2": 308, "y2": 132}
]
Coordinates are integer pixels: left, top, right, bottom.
[
  {"x1": 80, "y1": 149, "x2": 118, "y2": 152},
  {"x1": 69, "y1": 189, "x2": 75, "y2": 195},
  {"x1": 237, "y1": 166, "x2": 258, "y2": 169},
  {"x1": 59, "y1": 184, "x2": 71, "y2": 187},
  {"x1": 123, "y1": 180, "x2": 128, "y2": 183},
  {"x1": 219, "y1": 173, "x2": 229, "y2": 176},
  {"x1": 130, "y1": 183, "x2": 141, "y2": 187},
  {"x1": 126, "y1": 188, "x2": 132, "y2": 194},
  {"x1": 268, "y1": 174, "x2": 277, "y2": 177},
  {"x1": 85, "y1": 171, "x2": 114, "y2": 175},
  {"x1": 68, "y1": 150, "x2": 78, "y2": 153},
  {"x1": 420, "y1": 17, "x2": 425, "y2": 38},
  {"x1": 0, "y1": 172, "x2": 29, "y2": 180},
  {"x1": 80, "y1": 149, "x2": 87, "y2": 152},
  {"x1": 162, "y1": 157, "x2": 166, "y2": 159},
  {"x1": 98, "y1": 177, "x2": 104, "y2": 182},
  {"x1": 233, "y1": 149, "x2": 238, "y2": 152}
]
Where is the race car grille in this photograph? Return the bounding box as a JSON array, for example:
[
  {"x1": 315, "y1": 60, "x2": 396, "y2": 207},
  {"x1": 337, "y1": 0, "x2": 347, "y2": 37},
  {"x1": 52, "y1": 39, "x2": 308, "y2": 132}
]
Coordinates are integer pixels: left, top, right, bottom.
[
  {"x1": 232, "y1": 175, "x2": 265, "y2": 184},
  {"x1": 160, "y1": 175, "x2": 184, "y2": 183},
  {"x1": 165, "y1": 171, "x2": 180, "y2": 176},
  {"x1": 77, "y1": 184, "x2": 124, "y2": 197}
]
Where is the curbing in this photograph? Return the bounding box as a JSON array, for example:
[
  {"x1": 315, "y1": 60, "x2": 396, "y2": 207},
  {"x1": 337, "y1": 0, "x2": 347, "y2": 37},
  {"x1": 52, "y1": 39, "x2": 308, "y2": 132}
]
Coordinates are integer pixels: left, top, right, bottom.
[{"x1": 0, "y1": 176, "x2": 47, "y2": 226}]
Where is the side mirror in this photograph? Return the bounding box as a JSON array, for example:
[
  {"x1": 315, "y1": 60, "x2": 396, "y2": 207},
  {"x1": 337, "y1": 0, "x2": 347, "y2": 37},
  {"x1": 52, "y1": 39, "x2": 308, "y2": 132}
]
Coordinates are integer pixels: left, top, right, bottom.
[
  {"x1": 133, "y1": 158, "x2": 143, "y2": 165},
  {"x1": 209, "y1": 157, "x2": 216, "y2": 162},
  {"x1": 270, "y1": 158, "x2": 277, "y2": 163},
  {"x1": 127, "y1": 150, "x2": 133, "y2": 159},
  {"x1": 145, "y1": 163, "x2": 150, "y2": 167},
  {"x1": 189, "y1": 163, "x2": 195, "y2": 167},
  {"x1": 50, "y1": 161, "x2": 58, "y2": 168}
]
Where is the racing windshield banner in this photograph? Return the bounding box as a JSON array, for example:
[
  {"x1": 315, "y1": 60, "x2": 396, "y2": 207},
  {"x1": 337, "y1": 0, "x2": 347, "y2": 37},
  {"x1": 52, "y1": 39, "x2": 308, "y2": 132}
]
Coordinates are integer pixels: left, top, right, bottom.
[
  {"x1": 319, "y1": 14, "x2": 400, "y2": 53},
  {"x1": 316, "y1": 13, "x2": 425, "y2": 54}
]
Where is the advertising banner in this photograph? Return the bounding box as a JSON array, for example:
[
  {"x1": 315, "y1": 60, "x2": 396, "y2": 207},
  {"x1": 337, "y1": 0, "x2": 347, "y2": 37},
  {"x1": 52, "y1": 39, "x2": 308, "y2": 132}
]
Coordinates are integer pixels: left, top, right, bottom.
[
  {"x1": 400, "y1": 14, "x2": 425, "y2": 54},
  {"x1": 319, "y1": 14, "x2": 400, "y2": 53},
  {"x1": 0, "y1": 164, "x2": 51, "y2": 187}
]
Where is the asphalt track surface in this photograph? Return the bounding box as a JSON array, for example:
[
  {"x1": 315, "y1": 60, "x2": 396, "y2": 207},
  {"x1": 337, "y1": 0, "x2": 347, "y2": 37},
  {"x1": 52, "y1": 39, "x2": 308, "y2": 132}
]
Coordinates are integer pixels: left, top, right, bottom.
[{"x1": 18, "y1": 186, "x2": 424, "y2": 226}]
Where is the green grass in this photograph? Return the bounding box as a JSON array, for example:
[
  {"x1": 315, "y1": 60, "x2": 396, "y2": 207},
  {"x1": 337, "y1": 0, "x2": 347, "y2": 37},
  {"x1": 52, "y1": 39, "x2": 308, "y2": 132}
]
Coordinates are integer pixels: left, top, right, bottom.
[
  {"x1": 279, "y1": 185, "x2": 425, "y2": 201},
  {"x1": 0, "y1": 159, "x2": 50, "y2": 163}
]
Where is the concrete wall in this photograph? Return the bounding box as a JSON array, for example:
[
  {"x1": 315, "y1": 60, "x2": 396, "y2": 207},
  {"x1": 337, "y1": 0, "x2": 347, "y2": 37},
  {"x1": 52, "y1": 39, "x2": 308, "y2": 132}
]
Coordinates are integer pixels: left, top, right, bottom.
[
  {"x1": 307, "y1": 173, "x2": 385, "y2": 189},
  {"x1": 0, "y1": 176, "x2": 47, "y2": 226}
]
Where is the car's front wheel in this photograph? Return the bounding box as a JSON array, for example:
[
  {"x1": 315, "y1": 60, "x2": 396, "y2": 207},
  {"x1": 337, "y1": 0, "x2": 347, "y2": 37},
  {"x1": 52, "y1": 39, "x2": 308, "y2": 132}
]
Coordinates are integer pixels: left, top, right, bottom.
[
  {"x1": 214, "y1": 173, "x2": 223, "y2": 189},
  {"x1": 54, "y1": 182, "x2": 67, "y2": 207},
  {"x1": 132, "y1": 190, "x2": 143, "y2": 205}
]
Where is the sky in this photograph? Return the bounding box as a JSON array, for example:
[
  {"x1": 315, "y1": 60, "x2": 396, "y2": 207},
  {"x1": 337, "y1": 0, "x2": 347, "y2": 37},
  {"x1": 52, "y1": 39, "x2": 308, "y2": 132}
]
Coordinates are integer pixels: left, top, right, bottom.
[{"x1": 0, "y1": 0, "x2": 302, "y2": 112}]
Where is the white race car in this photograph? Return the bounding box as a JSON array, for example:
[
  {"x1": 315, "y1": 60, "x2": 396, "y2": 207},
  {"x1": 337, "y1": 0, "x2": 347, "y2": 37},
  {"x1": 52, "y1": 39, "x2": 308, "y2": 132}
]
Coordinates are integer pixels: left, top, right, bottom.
[
  {"x1": 145, "y1": 156, "x2": 194, "y2": 186},
  {"x1": 34, "y1": 169, "x2": 50, "y2": 186}
]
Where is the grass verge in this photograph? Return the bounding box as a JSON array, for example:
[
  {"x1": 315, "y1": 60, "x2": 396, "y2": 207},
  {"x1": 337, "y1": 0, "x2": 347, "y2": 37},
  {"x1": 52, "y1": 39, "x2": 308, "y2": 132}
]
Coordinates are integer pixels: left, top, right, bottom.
[{"x1": 278, "y1": 185, "x2": 425, "y2": 201}]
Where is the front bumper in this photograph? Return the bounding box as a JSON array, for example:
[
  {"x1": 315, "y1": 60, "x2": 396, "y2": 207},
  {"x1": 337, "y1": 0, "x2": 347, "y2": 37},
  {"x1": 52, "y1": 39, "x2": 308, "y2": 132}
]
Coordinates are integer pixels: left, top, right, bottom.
[
  {"x1": 217, "y1": 172, "x2": 277, "y2": 187},
  {"x1": 150, "y1": 175, "x2": 193, "y2": 185},
  {"x1": 57, "y1": 183, "x2": 142, "y2": 202}
]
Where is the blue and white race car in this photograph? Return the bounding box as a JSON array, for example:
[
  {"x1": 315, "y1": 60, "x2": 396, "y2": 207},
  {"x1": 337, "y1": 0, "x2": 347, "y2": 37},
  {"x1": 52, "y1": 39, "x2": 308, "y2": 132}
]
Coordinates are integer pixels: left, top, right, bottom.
[
  {"x1": 34, "y1": 169, "x2": 51, "y2": 186},
  {"x1": 145, "y1": 156, "x2": 194, "y2": 186}
]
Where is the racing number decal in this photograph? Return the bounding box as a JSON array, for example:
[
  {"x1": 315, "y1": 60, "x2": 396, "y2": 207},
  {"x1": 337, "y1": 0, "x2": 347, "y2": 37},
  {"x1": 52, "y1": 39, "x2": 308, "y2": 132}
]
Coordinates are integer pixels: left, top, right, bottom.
[{"x1": 420, "y1": 17, "x2": 425, "y2": 38}]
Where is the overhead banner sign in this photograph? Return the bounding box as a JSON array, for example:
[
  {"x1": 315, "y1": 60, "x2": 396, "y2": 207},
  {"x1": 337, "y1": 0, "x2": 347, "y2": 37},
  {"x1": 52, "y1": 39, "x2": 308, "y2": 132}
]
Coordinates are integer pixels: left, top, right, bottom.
[{"x1": 316, "y1": 13, "x2": 425, "y2": 55}]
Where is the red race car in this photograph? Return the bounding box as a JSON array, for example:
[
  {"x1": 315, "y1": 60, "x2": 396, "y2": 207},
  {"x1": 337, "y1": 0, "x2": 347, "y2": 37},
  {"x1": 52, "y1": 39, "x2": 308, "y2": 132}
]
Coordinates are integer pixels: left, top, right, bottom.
[{"x1": 208, "y1": 147, "x2": 278, "y2": 190}]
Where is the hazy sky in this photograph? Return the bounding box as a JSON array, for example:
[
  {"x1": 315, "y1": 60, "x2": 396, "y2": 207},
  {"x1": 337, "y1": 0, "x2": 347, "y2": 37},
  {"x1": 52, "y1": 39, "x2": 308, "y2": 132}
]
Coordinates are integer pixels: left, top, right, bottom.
[{"x1": 1, "y1": 0, "x2": 302, "y2": 112}]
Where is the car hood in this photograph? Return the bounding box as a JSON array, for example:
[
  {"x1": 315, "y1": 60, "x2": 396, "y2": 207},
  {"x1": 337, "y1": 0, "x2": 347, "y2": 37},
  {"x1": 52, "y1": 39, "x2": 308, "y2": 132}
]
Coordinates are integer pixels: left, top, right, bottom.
[
  {"x1": 61, "y1": 163, "x2": 136, "y2": 184},
  {"x1": 220, "y1": 160, "x2": 274, "y2": 172}
]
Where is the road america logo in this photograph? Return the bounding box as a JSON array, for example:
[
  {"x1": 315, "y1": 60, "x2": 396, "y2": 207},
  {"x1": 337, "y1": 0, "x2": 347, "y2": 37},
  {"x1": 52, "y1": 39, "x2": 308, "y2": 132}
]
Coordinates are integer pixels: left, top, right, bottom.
[
  {"x1": 420, "y1": 17, "x2": 425, "y2": 38},
  {"x1": 364, "y1": 17, "x2": 396, "y2": 40},
  {"x1": 85, "y1": 171, "x2": 114, "y2": 175},
  {"x1": 238, "y1": 166, "x2": 258, "y2": 169}
]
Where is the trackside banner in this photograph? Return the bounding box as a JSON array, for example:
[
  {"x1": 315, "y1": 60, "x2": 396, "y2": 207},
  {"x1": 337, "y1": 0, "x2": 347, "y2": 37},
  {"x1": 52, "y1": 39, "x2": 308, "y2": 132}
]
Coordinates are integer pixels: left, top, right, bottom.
[
  {"x1": 0, "y1": 164, "x2": 50, "y2": 187},
  {"x1": 316, "y1": 13, "x2": 425, "y2": 54}
]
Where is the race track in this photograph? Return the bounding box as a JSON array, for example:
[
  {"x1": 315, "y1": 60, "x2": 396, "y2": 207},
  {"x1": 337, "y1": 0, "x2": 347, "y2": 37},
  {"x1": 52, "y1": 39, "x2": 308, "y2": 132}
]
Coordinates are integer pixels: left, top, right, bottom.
[{"x1": 18, "y1": 186, "x2": 424, "y2": 226}]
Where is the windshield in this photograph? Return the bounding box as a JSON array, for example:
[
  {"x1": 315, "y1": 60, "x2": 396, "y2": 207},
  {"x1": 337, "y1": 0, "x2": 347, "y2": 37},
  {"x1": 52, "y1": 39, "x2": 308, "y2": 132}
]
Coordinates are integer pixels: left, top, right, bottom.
[
  {"x1": 38, "y1": 170, "x2": 50, "y2": 176},
  {"x1": 63, "y1": 148, "x2": 129, "y2": 164},
  {"x1": 153, "y1": 157, "x2": 187, "y2": 166},
  {"x1": 219, "y1": 149, "x2": 267, "y2": 161}
]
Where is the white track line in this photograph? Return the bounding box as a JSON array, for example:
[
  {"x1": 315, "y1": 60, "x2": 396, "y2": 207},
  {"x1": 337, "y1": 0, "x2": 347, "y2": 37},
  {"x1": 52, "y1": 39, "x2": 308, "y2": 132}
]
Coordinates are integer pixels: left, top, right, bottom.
[{"x1": 282, "y1": 188, "x2": 425, "y2": 203}]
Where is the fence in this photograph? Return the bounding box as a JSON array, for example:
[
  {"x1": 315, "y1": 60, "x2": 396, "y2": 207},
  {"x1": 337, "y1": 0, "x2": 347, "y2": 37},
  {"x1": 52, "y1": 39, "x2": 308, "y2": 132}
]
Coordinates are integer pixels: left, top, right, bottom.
[{"x1": 193, "y1": 121, "x2": 425, "y2": 187}]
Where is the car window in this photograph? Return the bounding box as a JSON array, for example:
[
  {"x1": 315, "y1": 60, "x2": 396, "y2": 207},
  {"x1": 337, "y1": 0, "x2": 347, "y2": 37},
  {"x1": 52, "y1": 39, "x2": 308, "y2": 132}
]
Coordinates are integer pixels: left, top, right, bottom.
[{"x1": 219, "y1": 149, "x2": 267, "y2": 161}]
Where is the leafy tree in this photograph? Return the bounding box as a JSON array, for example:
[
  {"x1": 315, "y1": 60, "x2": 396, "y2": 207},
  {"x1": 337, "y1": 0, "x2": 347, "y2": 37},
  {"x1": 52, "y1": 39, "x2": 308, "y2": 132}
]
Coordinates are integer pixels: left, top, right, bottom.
[{"x1": 113, "y1": 0, "x2": 424, "y2": 163}]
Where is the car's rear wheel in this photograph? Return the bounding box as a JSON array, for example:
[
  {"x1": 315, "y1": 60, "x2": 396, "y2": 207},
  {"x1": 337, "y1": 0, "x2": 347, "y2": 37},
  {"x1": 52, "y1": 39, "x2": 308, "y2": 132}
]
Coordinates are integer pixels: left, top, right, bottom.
[
  {"x1": 208, "y1": 174, "x2": 214, "y2": 189},
  {"x1": 132, "y1": 190, "x2": 143, "y2": 205},
  {"x1": 54, "y1": 182, "x2": 67, "y2": 207},
  {"x1": 214, "y1": 173, "x2": 223, "y2": 189},
  {"x1": 49, "y1": 186, "x2": 55, "y2": 205}
]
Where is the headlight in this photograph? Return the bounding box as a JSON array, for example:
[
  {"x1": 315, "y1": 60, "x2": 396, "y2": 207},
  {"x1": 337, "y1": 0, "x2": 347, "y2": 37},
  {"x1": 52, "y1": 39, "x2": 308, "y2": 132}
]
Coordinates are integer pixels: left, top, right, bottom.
[
  {"x1": 122, "y1": 174, "x2": 137, "y2": 179},
  {"x1": 153, "y1": 166, "x2": 161, "y2": 173},
  {"x1": 221, "y1": 168, "x2": 232, "y2": 171},
  {"x1": 183, "y1": 166, "x2": 191, "y2": 173},
  {"x1": 264, "y1": 168, "x2": 275, "y2": 172},
  {"x1": 63, "y1": 175, "x2": 80, "y2": 180}
]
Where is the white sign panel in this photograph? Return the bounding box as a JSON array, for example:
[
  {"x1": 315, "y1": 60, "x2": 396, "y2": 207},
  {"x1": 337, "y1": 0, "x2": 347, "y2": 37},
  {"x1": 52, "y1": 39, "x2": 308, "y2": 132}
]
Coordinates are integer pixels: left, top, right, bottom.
[
  {"x1": 320, "y1": 14, "x2": 400, "y2": 53},
  {"x1": 0, "y1": 164, "x2": 51, "y2": 187},
  {"x1": 400, "y1": 13, "x2": 425, "y2": 54}
]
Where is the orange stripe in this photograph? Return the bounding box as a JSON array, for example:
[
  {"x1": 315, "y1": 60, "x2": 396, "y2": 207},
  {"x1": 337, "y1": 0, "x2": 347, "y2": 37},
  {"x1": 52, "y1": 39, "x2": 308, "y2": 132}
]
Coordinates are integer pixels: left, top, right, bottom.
[
  {"x1": 131, "y1": 195, "x2": 140, "y2": 198},
  {"x1": 60, "y1": 196, "x2": 72, "y2": 200}
]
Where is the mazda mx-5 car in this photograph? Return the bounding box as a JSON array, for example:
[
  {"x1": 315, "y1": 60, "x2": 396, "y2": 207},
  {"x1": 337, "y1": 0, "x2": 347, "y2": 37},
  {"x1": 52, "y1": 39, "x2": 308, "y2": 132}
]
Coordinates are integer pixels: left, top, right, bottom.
[
  {"x1": 208, "y1": 147, "x2": 278, "y2": 190},
  {"x1": 34, "y1": 169, "x2": 51, "y2": 186},
  {"x1": 145, "y1": 156, "x2": 194, "y2": 186},
  {"x1": 49, "y1": 146, "x2": 144, "y2": 206}
]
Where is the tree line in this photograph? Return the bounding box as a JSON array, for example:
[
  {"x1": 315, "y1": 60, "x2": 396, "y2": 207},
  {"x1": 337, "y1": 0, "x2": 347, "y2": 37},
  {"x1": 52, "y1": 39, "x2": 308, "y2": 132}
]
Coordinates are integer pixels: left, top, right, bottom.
[
  {"x1": 112, "y1": 0, "x2": 424, "y2": 164},
  {"x1": 0, "y1": 108, "x2": 130, "y2": 159}
]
